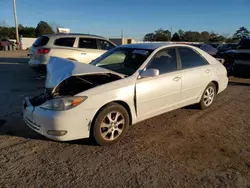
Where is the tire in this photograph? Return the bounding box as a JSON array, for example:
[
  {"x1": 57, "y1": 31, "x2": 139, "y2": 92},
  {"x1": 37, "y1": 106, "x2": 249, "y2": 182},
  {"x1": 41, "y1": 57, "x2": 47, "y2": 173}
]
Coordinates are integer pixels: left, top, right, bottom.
[
  {"x1": 91, "y1": 103, "x2": 130, "y2": 146},
  {"x1": 198, "y1": 83, "x2": 217, "y2": 110}
]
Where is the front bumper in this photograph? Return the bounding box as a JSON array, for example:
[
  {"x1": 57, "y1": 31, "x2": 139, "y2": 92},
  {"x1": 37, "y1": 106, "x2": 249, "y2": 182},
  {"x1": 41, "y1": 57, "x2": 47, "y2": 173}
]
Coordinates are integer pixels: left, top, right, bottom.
[{"x1": 23, "y1": 97, "x2": 94, "y2": 141}]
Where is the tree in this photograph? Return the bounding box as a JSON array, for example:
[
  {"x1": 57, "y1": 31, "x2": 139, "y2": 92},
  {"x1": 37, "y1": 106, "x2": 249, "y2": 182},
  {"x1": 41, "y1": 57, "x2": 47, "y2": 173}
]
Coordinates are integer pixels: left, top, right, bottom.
[
  {"x1": 171, "y1": 32, "x2": 180, "y2": 41},
  {"x1": 182, "y1": 31, "x2": 201, "y2": 42},
  {"x1": 143, "y1": 32, "x2": 155, "y2": 41},
  {"x1": 143, "y1": 29, "x2": 171, "y2": 41},
  {"x1": 154, "y1": 29, "x2": 171, "y2": 41},
  {"x1": 226, "y1": 37, "x2": 239, "y2": 43},
  {"x1": 233, "y1": 27, "x2": 250, "y2": 39},
  {"x1": 49, "y1": 21, "x2": 63, "y2": 33},
  {"x1": 178, "y1": 29, "x2": 185, "y2": 40},
  {"x1": 200, "y1": 31, "x2": 210, "y2": 42},
  {"x1": 35, "y1": 21, "x2": 54, "y2": 37},
  {"x1": 17, "y1": 24, "x2": 36, "y2": 38}
]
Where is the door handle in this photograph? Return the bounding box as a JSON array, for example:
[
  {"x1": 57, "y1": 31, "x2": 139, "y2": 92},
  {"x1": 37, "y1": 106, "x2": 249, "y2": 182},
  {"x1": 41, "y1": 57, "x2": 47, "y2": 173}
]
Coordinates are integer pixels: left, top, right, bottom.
[
  {"x1": 205, "y1": 69, "x2": 211, "y2": 73},
  {"x1": 173, "y1": 76, "x2": 181, "y2": 82}
]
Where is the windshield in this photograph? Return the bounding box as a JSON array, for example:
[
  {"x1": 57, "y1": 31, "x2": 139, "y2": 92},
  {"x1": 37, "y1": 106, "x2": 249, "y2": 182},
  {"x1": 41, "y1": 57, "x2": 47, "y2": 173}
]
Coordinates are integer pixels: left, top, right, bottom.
[{"x1": 91, "y1": 47, "x2": 153, "y2": 76}]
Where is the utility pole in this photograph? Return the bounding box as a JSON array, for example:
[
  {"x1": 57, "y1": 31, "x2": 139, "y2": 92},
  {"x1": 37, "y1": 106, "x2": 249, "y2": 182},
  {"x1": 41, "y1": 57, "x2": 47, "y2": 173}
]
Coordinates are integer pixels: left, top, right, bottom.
[
  {"x1": 12, "y1": 0, "x2": 20, "y2": 49},
  {"x1": 170, "y1": 25, "x2": 173, "y2": 38}
]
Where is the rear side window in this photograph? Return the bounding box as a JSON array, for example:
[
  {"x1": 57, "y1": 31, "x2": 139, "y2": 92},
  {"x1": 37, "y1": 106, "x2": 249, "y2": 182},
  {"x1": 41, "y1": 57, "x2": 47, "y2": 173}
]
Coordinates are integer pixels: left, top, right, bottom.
[
  {"x1": 33, "y1": 36, "x2": 49, "y2": 47},
  {"x1": 54, "y1": 37, "x2": 75, "y2": 47},
  {"x1": 97, "y1": 39, "x2": 115, "y2": 50},
  {"x1": 78, "y1": 38, "x2": 97, "y2": 49},
  {"x1": 178, "y1": 48, "x2": 209, "y2": 69}
]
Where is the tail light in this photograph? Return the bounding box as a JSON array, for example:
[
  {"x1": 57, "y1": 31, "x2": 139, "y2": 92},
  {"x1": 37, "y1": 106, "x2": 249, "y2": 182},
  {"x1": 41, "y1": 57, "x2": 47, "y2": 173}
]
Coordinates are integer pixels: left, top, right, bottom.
[{"x1": 37, "y1": 48, "x2": 50, "y2": 54}]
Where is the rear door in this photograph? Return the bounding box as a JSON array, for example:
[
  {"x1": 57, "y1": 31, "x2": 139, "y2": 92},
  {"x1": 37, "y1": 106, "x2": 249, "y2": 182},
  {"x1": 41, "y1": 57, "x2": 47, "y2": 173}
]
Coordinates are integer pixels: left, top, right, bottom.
[
  {"x1": 177, "y1": 47, "x2": 212, "y2": 104},
  {"x1": 77, "y1": 38, "x2": 103, "y2": 63},
  {"x1": 97, "y1": 39, "x2": 116, "y2": 53}
]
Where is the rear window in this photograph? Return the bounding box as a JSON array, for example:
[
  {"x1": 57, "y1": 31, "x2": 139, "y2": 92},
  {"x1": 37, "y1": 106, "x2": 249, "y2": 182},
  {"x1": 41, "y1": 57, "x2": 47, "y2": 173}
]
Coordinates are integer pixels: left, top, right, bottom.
[
  {"x1": 78, "y1": 38, "x2": 97, "y2": 49},
  {"x1": 33, "y1": 36, "x2": 49, "y2": 47},
  {"x1": 54, "y1": 37, "x2": 75, "y2": 47}
]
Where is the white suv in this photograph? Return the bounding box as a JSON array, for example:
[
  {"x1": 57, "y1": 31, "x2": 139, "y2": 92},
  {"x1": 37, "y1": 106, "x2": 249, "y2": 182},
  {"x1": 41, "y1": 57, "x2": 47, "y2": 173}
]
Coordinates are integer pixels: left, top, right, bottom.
[{"x1": 28, "y1": 33, "x2": 116, "y2": 71}]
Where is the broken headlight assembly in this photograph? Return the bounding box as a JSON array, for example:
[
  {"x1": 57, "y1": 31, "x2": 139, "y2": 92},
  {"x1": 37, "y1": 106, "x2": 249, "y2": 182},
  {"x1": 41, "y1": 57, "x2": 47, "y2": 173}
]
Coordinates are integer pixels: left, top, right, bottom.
[{"x1": 40, "y1": 96, "x2": 88, "y2": 111}]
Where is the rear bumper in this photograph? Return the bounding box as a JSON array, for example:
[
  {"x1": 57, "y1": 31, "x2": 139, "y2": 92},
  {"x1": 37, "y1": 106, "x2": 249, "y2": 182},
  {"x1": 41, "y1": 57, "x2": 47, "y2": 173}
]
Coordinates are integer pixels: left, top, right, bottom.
[{"x1": 218, "y1": 76, "x2": 228, "y2": 94}]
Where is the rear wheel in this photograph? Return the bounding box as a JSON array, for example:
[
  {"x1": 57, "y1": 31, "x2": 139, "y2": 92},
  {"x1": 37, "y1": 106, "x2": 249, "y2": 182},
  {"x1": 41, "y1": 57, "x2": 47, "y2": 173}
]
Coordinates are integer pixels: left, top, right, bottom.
[
  {"x1": 91, "y1": 103, "x2": 129, "y2": 145},
  {"x1": 198, "y1": 83, "x2": 216, "y2": 110}
]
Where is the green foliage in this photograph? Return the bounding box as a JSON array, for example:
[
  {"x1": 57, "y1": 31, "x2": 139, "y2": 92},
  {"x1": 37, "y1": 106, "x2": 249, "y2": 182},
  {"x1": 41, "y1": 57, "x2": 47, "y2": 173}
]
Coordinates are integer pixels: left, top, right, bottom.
[
  {"x1": 233, "y1": 27, "x2": 250, "y2": 39},
  {"x1": 178, "y1": 29, "x2": 185, "y2": 40},
  {"x1": 143, "y1": 29, "x2": 171, "y2": 41},
  {"x1": 171, "y1": 32, "x2": 180, "y2": 41},
  {"x1": 143, "y1": 33, "x2": 155, "y2": 41},
  {"x1": 35, "y1": 21, "x2": 54, "y2": 36},
  {"x1": 154, "y1": 29, "x2": 171, "y2": 41},
  {"x1": 144, "y1": 27, "x2": 249, "y2": 43}
]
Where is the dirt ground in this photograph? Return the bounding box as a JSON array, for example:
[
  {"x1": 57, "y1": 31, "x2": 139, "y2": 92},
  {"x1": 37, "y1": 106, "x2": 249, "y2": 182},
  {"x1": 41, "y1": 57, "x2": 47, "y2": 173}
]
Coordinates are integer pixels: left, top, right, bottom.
[{"x1": 0, "y1": 53, "x2": 249, "y2": 187}]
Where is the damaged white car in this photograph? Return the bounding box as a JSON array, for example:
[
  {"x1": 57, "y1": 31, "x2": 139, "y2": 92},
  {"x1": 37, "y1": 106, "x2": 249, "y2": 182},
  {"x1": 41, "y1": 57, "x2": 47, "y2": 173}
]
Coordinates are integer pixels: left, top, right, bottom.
[{"x1": 23, "y1": 43, "x2": 228, "y2": 145}]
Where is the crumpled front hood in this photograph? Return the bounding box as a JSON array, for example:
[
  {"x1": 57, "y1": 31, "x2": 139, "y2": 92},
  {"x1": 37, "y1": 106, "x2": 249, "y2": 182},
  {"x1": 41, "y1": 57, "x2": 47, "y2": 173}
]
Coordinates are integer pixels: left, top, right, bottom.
[{"x1": 45, "y1": 57, "x2": 124, "y2": 89}]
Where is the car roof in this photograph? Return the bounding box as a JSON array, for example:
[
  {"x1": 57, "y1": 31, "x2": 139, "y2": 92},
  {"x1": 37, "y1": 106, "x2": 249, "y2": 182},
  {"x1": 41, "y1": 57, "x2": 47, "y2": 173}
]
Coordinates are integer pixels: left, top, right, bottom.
[
  {"x1": 119, "y1": 42, "x2": 200, "y2": 50},
  {"x1": 42, "y1": 33, "x2": 107, "y2": 39},
  {"x1": 120, "y1": 43, "x2": 176, "y2": 50}
]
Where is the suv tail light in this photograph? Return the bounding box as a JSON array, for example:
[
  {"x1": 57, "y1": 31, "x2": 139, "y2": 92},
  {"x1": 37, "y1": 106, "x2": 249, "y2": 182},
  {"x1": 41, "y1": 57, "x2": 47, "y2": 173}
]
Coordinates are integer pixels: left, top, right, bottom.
[{"x1": 37, "y1": 48, "x2": 50, "y2": 54}]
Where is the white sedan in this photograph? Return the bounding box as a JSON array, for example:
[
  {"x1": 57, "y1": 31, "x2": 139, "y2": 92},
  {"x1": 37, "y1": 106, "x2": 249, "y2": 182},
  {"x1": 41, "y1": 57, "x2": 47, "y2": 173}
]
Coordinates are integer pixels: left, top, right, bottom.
[{"x1": 23, "y1": 43, "x2": 228, "y2": 145}]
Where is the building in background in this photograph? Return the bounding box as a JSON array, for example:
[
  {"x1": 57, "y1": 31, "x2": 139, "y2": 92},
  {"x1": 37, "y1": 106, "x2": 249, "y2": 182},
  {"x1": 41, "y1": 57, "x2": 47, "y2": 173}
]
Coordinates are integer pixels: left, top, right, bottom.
[{"x1": 109, "y1": 38, "x2": 136, "y2": 46}]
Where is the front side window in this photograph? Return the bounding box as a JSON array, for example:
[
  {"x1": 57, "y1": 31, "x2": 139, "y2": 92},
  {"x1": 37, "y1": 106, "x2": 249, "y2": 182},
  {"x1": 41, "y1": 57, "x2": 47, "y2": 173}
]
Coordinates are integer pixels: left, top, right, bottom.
[
  {"x1": 91, "y1": 48, "x2": 152, "y2": 76},
  {"x1": 146, "y1": 48, "x2": 177, "y2": 74},
  {"x1": 97, "y1": 39, "x2": 115, "y2": 50},
  {"x1": 78, "y1": 38, "x2": 97, "y2": 49},
  {"x1": 54, "y1": 37, "x2": 75, "y2": 47},
  {"x1": 178, "y1": 48, "x2": 209, "y2": 69}
]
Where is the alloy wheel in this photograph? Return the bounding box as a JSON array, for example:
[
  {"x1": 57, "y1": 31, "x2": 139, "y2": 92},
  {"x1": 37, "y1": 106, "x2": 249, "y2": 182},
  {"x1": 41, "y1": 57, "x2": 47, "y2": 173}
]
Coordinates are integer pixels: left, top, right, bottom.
[
  {"x1": 203, "y1": 86, "x2": 215, "y2": 106},
  {"x1": 100, "y1": 111, "x2": 125, "y2": 141}
]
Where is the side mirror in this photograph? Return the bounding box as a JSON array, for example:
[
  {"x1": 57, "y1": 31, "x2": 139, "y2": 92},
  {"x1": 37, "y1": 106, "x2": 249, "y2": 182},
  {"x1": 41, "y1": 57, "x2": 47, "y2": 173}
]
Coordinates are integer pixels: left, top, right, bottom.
[{"x1": 140, "y1": 68, "x2": 159, "y2": 78}]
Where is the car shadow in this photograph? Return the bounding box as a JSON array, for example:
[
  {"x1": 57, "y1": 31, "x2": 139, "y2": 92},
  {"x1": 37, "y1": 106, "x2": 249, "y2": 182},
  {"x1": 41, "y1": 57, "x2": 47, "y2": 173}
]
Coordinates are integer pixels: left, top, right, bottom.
[
  {"x1": 0, "y1": 57, "x2": 29, "y2": 63},
  {"x1": 182, "y1": 104, "x2": 199, "y2": 110},
  {"x1": 229, "y1": 81, "x2": 250, "y2": 86},
  {"x1": 0, "y1": 118, "x2": 96, "y2": 146}
]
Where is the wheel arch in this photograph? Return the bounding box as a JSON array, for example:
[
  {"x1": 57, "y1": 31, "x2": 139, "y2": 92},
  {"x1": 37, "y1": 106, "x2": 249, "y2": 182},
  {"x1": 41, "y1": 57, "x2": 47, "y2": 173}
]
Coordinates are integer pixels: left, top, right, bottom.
[
  {"x1": 91, "y1": 100, "x2": 133, "y2": 127},
  {"x1": 211, "y1": 80, "x2": 219, "y2": 93}
]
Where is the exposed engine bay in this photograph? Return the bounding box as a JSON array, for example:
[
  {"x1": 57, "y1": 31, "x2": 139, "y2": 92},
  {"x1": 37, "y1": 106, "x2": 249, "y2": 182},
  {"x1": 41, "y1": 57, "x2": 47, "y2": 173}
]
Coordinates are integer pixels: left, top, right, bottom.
[{"x1": 30, "y1": 73, "x2": 122, "y2": 106}]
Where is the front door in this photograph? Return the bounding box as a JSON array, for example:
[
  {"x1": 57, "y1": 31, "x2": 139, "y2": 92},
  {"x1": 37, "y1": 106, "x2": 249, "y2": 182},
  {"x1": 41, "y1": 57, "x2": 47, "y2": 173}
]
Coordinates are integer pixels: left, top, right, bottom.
[{"x1": 136, "y1": 48, "x2": 182, "y2": 119}]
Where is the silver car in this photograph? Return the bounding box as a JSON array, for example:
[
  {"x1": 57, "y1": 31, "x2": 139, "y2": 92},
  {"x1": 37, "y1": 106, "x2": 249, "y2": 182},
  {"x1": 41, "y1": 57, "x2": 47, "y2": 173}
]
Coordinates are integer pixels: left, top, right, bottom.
[
  {"x1": 23, "y1": 43, "x2": 228, "y2": 145},
  {"x1": 28, "y1": 33, "x2": 116, "y2": 71}
]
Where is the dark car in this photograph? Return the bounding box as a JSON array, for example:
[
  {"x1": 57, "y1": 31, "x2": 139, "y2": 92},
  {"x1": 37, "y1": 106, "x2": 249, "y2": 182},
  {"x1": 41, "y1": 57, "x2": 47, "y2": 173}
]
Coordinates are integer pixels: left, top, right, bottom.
[
  {"x1": 217, "y1": 43, "x2": 237, "y2": 57},
  {"x1": 191, "y1": 44, "x2": 218, "y2": 57},
  {"x1": 210, "y1": 43, "x2": 220, "y2": 48},
  {"x1": 223, "y1": 38, "x2": 250, "y2": 76}
]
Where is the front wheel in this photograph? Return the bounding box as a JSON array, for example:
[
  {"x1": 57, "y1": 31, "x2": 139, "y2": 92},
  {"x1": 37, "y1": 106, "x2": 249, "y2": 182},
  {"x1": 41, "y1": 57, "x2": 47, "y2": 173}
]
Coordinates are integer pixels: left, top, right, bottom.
[
  {"x1": 91, "y1": 103, "x2": 129, "y2": 145},
  {"x1": 198, "y1": 83, "x2": 216, "y2": 110}
]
